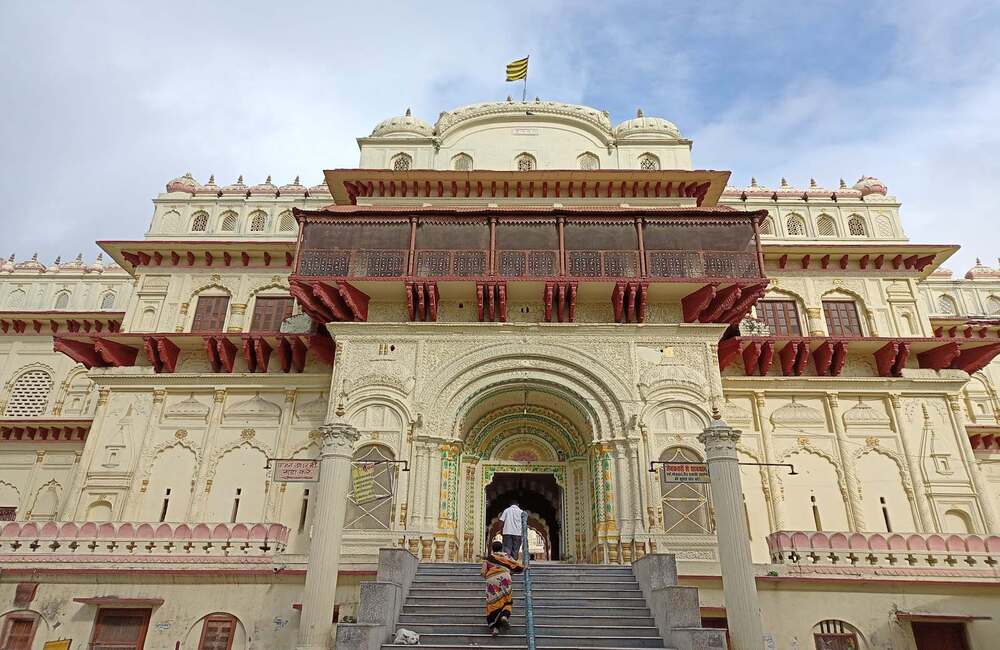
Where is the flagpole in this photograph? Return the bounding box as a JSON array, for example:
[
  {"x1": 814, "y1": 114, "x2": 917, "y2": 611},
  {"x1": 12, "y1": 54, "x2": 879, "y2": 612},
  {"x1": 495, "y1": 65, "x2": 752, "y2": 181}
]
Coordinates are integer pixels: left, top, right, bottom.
[{"x1": 522, "y1": 74, "x2": 527, "y2": 102}]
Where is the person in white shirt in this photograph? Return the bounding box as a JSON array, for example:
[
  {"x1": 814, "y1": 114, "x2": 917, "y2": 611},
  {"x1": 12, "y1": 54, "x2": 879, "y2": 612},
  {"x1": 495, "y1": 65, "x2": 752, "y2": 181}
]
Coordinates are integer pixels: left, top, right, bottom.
[{"x1": 499, "y1": 502, "x2": 525, "y2": 560}]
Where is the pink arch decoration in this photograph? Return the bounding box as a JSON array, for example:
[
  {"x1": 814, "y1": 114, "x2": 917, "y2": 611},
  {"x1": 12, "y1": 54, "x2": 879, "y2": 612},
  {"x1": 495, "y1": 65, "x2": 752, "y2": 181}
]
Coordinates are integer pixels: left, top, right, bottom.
[
  {"x1": 18, "y1": 523, "x2": 39, "y2": 539},
  {"x1": 154, "y1": 523, "x2": 174, "y2": 538},
  {"x1": 191, "y1": 524, "x2": 211, "y2": 540},
  {"x1": 211, "y1": 523, "x2": 231, "y2": 540},
  {"x1": 59, "y1": 523, "x2": 79, "y2": 538},
  {"x1": 926, "y1": 534, "x2": 946, "y2": 551},
  {"x1": 829, "y1": 533, "x2": 849, "y2": 549},
  {"x1": 230, "y1": 524, "x2": 249, "y2": 540},
  {"x1": 173, "y1": 524, "x2": 192, "y2": 540},
  {"x1": 79, "y1": 522, "x2": 98, "y2": 537},
  {"x1": 887, "y1": 534, "x2": 907, "y2": 551},
  {"x1": 868, "y1": 534, "x2": 888, "y2": 551},
  {"x1": 946, "y1": 534, "x2": 967, "y2": 552},
  {"x1": 906, "y1": 534, "x2": 928, "y2": 551},
  {"x1": 985, "y1": 536, "x2": 1000, "y2": 552},
  {"x1": 791, "y1": 532, "x2": 811, "y2": 549},
  {"x1": 809, "y1": 532, "x2": 831, "y2": 549},
  {"x1": 97, "y1": 523, "x2": 116, "y2": 538},
  {"x1": 135, "y1": 524, "x2": 155, "y2": 539},
  {"x1": 2, "y1": 522, "x2": 21, "y2": 537},
  {"x1": 39, "y1": 522, "x2": 59, "y2": 538},
  {"x1": 965, "y1": 535, "x2": 986, "y2": 553},
  {"x1": 848, "y1": 533, "x2": 869, "y2": 550},
  {"x1": 249, "y1": 524, "x2": 267, "y2": 541},
  {"x1": 116, "y1": 523, "x2": 135, "y2": 539}
]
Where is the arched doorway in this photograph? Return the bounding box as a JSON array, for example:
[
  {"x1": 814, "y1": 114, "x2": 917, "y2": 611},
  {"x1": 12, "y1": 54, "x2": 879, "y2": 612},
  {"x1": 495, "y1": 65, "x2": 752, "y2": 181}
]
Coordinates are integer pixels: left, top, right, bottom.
[{"x1": 485, "y1": 472, "x2": 562, "y2": 560}]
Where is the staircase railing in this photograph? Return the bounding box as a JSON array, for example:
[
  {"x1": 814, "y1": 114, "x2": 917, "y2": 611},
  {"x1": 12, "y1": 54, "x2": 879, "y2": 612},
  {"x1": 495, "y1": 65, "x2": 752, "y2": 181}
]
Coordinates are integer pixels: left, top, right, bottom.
[{"x1": 521, "y1": 511, "x2": 536, "y2": 650}]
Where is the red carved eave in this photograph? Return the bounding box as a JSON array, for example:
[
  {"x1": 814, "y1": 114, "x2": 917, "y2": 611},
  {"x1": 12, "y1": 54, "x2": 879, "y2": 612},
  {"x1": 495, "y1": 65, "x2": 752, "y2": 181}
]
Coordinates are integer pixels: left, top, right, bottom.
[
  {"x1": 0, "y1": 312, "x2": 123, "y2": 336},
  {"x1": 0, "y1": 419, "x2": 92, "y2": 443},
  {"x1": 762, "y1": 244, "x2": 957, "y2": 277},
  {"x1": 54, "y1": 332, "x2": 335, "y2": 374},
  {"x1": 289, "y1": 277, "x2": 369, "y2": 324},
  {"x1": 543, "y1": 281, "x2": 578, "y2": 323},
  {"x1": 100, "y1": 240, "x2": 296, "y2": 274},
  {"x1": 477, "y1": 281, "x2": 507, "y2": 322},
  {"x1": 406, "y1": 281, "x2": 439, "y2": 322},
  {"x1": 682, "y1": 281, "x2": 768, "y2": 325},
  {"x1": 968, "y1": 427, "x2": 1000, "y2": 451}
]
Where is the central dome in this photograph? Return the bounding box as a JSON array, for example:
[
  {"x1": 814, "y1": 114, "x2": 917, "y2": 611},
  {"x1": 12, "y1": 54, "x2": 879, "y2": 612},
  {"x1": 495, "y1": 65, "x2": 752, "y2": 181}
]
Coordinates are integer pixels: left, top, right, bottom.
[{"x1": 434, "y1": 99, "x2": 613, "y2": 137}]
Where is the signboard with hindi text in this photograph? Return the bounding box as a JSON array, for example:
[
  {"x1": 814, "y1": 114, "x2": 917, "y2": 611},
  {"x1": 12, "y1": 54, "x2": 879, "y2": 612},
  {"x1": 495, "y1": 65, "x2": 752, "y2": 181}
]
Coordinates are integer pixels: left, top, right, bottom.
[
  {"x1": 43, "y1": 641, "x2": 72, "y2": 650},
  {"x1": 272, "y1": 459, "x2": 319, "y2": 482},
  {"x1": 660, "y1": 462, "x2": 710, "y2": 484}
]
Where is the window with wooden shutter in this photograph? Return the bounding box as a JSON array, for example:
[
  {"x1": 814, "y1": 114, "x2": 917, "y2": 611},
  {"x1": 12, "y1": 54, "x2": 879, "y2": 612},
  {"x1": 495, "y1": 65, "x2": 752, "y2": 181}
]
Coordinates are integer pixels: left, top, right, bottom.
[
  {"x1": 1, "y1": 616, "x2": 37, "y2": 650},
  {"x1": 823, "y1": 300, "x2": 863, "y2": 336},
  {"x1": 756, "y1": 300, "x2": 802, "y2": 336},
  {"x1": 250, "y1": 297, "x2": 294, "y2": 332},
  {"x1": 191, "y1": 296, "x2": 230, "y2": 332},
  {"x1": 198, "y1": 614, "x2": 237, "y2": 650},
  {"x1": 89, "y1": 608, "x2": 151, "y2": 650}
]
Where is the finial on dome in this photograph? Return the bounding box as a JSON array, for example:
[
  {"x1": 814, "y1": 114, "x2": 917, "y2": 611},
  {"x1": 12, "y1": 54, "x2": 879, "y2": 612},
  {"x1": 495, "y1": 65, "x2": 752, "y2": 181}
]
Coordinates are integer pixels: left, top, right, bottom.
[
  {"x1": 506, "y1": 96, "x2": 513, "y2": 102},
  {"x1": 750, "y1": 177, "x2": 758, "y2": 187},
  {"x1": 810, "y1": 178, "x2": 817, "y2": 187},
  {"x1": 53, "y1": 256, "x2": 61, "y2": 265},
  {"x1": 265, "y1": 175, "x2": 272, "y2": 184},
  {"x1": 780, "y1": 177, "x2": 789, "y2": 188},
  {"x1": 534, "y1": 97, "x2": 540, "y2": 103},
  {"x1": 636, "y1": 108, "x2": 644, "y2": 117},
  {"x1": 236, "y1": 175, "x2": 244, "y2": 184},
  {"x1": 31, "y1": 253, "x2": 38, "y2": 261},
  {"x1": 75, "y1": 253, "x2": 83, "y2": 262},
  {"x1": 711, "y1": 406, "x2": 722, "y2": 420},
  {"x1": 977, "y1": 258, "x2": 982, "y2": 265},
  {"x1": 96, "y1": 253, "x2": 103, "y2": 262},
  {"x1": 405, "y1": 107, "x2": 412, "y2": 117},
  {"x1": 294, "y1": 175, "x2": 300, "y2": 185},
  {"x1": 8, "y1": 254, "x2": 14, "y2": 262},
  {"x1": 839, "y1": 178, "x2": 847, "y2": 189}
]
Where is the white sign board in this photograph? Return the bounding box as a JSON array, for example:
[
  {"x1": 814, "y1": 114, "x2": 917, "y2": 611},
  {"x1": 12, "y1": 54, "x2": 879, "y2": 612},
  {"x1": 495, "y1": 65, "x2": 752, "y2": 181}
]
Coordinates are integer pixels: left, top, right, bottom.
[
  {"x1": 273, "y1": 459, "x2": 319, "y2": 482},
  {"x1": 660, "y1": 462, "x2": 710, "y2": 484}
]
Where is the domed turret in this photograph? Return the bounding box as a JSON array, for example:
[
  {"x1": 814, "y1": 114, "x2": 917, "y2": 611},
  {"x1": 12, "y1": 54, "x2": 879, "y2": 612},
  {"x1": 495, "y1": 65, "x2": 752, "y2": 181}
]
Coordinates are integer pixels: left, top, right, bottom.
[
  {"x1": 614, "y1": 108, "x2": 682, "y2": 140},
  {"x1": 853, "y1": 176, "x2": 887, "y2": 196},
  {"x1": 964, "y1": 258, "x2": 1000, "y2": 280},
  {"x1": 371, "y1": 108, "x2": 433, "y2": 138},
  {"x1": 165, "y1": 172, "x2": 201, "y2": 194}
]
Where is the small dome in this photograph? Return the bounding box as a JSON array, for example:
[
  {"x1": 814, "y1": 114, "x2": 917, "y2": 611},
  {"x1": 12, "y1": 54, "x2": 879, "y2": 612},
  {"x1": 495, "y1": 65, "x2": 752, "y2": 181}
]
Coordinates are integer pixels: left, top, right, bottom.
[
  {"x1": 1, "y1": 254, "x2": 14, "y2": 273},
  {"x1": 965, "y1": 258, "x2": 1000, "y2": 280},
  {"x1": 371, "y1": 108, "x2": 433, "y2": 138},
  {"x1": 165, "y1": 172, "x2": 200, "y2": 194},
  {"x1": 930, "y1": 267, "x2": 953, "y2": 278},
  {"x1": 221, "y1": 175, "x2": 248, "y2": 194},
  {"x1": 250, "y1": 175, "x2": 277, "y2": 194},
  {"x1": 743, "y1": 177, "x2": 774, "y2": 197},
  {"x1": 14, "y1": 253, "x2": 45, "y2": 272},
  {"x1": 805, "y1": 178, "x2": 831, "y2": 197},
  {"x1": 280, "y1": 176, "x2": 306, "y2": 194},
  {"x1": 853, "y1": 175, "x2": 887, "y2": 196},
  {"x1": 614, "y1": 108, "x2": 682, "y2": 139}
]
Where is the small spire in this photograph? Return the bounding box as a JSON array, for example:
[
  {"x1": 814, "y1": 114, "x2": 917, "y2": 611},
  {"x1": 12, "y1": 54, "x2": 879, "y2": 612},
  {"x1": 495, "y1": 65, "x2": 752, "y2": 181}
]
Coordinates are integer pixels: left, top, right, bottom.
[
  {"x1": 8, "y1": 254, "x2": 14, "y2": 262},
  {"x1": 780, "y1": 177, "x2": 789, "y2": 188},
  {"x1": 506, "y1": 95, "x2": 513, "y2": 102},
  {"x1": 265, "y1": 175, "x2": 272, "y2": 184},
  {"x1": 636, "y1": 108, "x2": 644, "y2": 117},
  {"x1": 293, "y1": 175, "x2": 300, "y2": 185},
  {"x1": 711, "y1": 406, "x2": 722, "y2": 420},
  {"x1": 31, "y1": 253, "x2": 38, "y2": 261},
  {"x1": 750, "y1": 177, "x2": 758, "y2": 187},
  {"x1": 976, "y1": 258, "x2": 983, "y2": 265},
  {"x1": 839, "y1": 178, "x2": 847, "y2": 189},
  {"x1": 534, "y1": 96, "x2": 540, "y2": 103},
  {"x1": 206, "y1": 174, "x2": 215, "y2": 185},
  {"x1": 810, "y1": 178, "x2": 817, "y2": 187},
  {"x1": 405, "y1": 107, "x2": 412, "y2": 116},
  {"x1": 75, "y1": 253, "x2": 83, "y2": 262},
  {"x1": 96, "y1": 252, "x2": 103, "y2": 261},
  {"x1": 236, "y1": 175, "x2": 244, "y2": 184},
  {"x1": 53, "y1": 256, "x2": 61, "y2": 265}
]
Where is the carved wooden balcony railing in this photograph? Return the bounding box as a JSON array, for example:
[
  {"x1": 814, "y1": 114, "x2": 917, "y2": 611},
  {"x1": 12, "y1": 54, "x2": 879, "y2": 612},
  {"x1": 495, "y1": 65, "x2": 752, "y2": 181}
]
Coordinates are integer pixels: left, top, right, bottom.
[
  {"x1": 496, "y1": 249, "x2": 559, "y2": 278},
  {"x1": 415, "y1": 249, "x2": 488, "y2": 277},
  {"x1": 298, "y1": 249, "x2": 408, "y2": 278},
  {"x1": 566, "y1": 250, "x2": 640, "y2": 278},
  {"x1": 647, "y1": 250, "x2": 760, "y2": 279}
]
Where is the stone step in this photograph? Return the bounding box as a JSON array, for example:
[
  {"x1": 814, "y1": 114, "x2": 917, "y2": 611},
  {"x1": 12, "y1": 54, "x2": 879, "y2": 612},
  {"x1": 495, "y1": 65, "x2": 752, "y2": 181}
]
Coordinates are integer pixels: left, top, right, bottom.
[
  {"x1": 399, "y1": 623, "x2": 661, "y2": 638},
  {"x1": 416, "y1": 565, "x2": 634, "y2": 574},
  {"x1": 405, "y1": 595, "x2": 647, "y2": 609},
  {"x1": 410, "y1": 577, "x2": 639, "y2": 592},
  {"x1": 401, "y1": 604, "x2": 652, "y2": 617},
  {"x1": 398, "y1": 613, "x2": 656, "y2": 627},
  {"x1": 391, "y1": 633, "x2": 665, "y2": 648},
  {"x1": 412, "y1": 574, "x2": 639, "y2": 585},
  {"x1": 407, "y1": 587, "x2": 643, "y2": 599},
  {"x1": 383, "y1": 646, "x2": 672, "y2": 650}
]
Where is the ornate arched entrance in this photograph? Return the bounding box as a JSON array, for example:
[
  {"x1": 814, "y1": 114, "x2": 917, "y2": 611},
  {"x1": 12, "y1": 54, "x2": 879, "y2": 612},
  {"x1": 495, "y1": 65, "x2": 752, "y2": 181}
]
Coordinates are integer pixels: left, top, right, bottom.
[{"x1": 486, "y1": 472, "x2": 562, "y2": 560}]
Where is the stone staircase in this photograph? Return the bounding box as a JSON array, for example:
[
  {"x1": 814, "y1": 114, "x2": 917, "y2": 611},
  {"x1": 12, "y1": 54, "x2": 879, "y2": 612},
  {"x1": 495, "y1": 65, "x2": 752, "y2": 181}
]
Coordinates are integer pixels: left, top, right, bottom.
[
  {"x1": 388, "y1": 562, "x2": 661, "y2": 649},
  {"x1": 336, "y1": 550, "x2": 726, "y2": 650}
]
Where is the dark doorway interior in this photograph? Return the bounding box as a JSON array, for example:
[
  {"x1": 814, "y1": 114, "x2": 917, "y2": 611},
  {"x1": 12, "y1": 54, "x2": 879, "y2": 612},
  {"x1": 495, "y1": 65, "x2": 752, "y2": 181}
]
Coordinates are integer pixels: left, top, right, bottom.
[
  {"x1": 912, "y1": 622, "x2": 969, "y2": 650},
  {"x1": 485, "y1": 473, "x2": 562, "y2": 560}
]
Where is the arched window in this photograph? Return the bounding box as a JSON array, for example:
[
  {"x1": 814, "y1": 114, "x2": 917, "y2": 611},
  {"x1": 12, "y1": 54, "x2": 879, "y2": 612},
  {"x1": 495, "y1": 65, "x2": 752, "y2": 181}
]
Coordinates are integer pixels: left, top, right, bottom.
[
  {"x1": 823, "y1": 299, "x2": 864, "y2": 336},
  {"x1": 638, "y1": 153, "x2": 660, "y2": 171},
  {"x1": 391, "y1": 153, "x2": 412, "y2": 171},
  {"x1": 346, "y1": 444, "x2": 396, "y2": 530},
  {"x1": 0, "y1": 611, "x2": 41, "y2": 648},
  {"x1": 197, "y1": 613, "x2": 239, "y2": 650},
  {"x1": 219, "y1": 211, "x2": 239, "y2": 232},
  {"x1": 578, "y1": 152, "x2": 600, "y2": 171},
  {"x1": 936, "y1": 294, "x2": 958, "y2": 315},
  {"x1": 816, "y1": 215, "x2": 838, "y2": 237},
  {"x1": 943, "y1": 508, "x2": 974, "y2": 533},
  {"x1": 53, "y1": 292, "x2": 70, "y2": 309},
  {"x1": 190, "y1": 212, "x2": 209, "y2": 232},
  {"x1": 516, "y1": 153, "x2": 536, "y2": 171},
  {"x1": 659, "y1": 447, "x2": 712, "y2": 534},
  {"x1": 988, "y1": 296, "x2": 1000, "y2": 315},
  {"x1": 785, "y1": 214, "x2": 807, "y2": 236},
  {"x1": 277, "y1": 211, "x2": 296, "y2": 233},
  {"x1": 248, "y1": 211, "x2": 267, "y2": 232},
  {"x1": 758, "y1": 217, "x2": 775, "y2": 236},
  {"x1": 876, "y1": 215, "x2": 894, "y2": 238},
  {"x1": 6, "y1": 289, "x2": 25, "y2": 309},
  {"x1": 3, "y1": 369, "x2": 54, "y2": 416},
  {"x1": 812, "y1": 620, "x2": 861, "y2": 650},
  {"x1": 99, "y1": 292, "x2": 116, "y2": 310},
  {"x1": 86, "y1": 499, "x2": 113, "y2": 522},
  {"x1": 847, "y1": 215, "x2": 867, "y2": 236},
  {"x1": 452, "y1": 153, "x2": 473, "y2": 171}
]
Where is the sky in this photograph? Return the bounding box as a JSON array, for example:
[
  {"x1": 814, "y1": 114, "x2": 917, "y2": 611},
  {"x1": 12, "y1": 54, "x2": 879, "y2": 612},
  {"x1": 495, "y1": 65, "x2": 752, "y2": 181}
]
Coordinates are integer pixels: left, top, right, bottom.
[{"x1": 2, "y1": 0, "x2": 999, "y2": 273}]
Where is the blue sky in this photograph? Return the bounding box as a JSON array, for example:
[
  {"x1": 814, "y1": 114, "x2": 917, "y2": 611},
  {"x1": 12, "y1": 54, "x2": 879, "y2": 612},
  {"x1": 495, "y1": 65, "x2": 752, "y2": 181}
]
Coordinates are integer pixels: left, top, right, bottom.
[{"x1": 2, "y1": 1, "x2": 999, "y2": 272}]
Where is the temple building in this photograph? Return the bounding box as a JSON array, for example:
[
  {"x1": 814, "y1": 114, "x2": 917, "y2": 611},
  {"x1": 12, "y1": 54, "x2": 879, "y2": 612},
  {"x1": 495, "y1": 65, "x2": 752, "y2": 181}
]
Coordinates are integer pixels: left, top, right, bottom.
[{"x1": 1, "y1": 98, "x2": 999, "y2": 649}]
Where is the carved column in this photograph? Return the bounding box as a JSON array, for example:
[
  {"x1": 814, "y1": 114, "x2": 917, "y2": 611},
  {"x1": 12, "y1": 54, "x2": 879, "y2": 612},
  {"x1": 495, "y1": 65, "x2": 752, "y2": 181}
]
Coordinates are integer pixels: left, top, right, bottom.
[
  {"x1": 638, "y1": 424, "x2": 661, "y2": 533},
  {"x1": 824, "y1": 394, "x2": 864, "y2": 530},
  {"x1": 805, "y1": 307, "x2": 825, "y2": 337},
  {"x1": 947, "y1": 395, "x2": 1000, "y2": 532},
  {"x1": 699, "y1": 417, "x2": 764, "y2": 650},
  {"x1": 227, "y1": 302, "x2": 247, "y2": 332},
  {"x1": 886, "y1": 394, "x2": 933, "y2": 532},
  {"x1": 752, "y1": 392, "x2": 784, "y2": 530},
  {"x1": 628, "y1": 439, "x2": 646, "y2": 534},
  {"x1": 297, "y1": 422, "x2": 361, "y2": 650},
  {"x1": 613, "y1": 440, "x2": 633, "y2": 538}
]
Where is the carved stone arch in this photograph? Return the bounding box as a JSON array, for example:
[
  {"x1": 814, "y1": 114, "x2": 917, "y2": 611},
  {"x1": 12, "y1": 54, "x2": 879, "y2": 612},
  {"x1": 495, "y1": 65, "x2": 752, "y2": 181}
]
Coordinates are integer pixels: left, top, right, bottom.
[
  {"x1": 763, "y1": 286, "x2": 808, "y2": 309},
  {"x1": 853, "y1": 444, "x2": 912, "y2": 491},
  {"x1": 342, "y1": 367, "x2": 416, "y2": 400},
  {"x1": 776, "y1": 443, "x2": 847, "y2": 493},
  {"x1": 205, "y1": 439, "x2": 273, "y2": 482},
  {"x1": 419, "y1": 343, "x2": 631, "y2": 442},
  {"x1": 28, "y1": 479, "x2": 62, "y2": 517},
  {"x1": 820, "y1": 286, "x2": 870, "y2": 315},
  {"x1": 344, "y1": 395, "x2": 414, "y2": 433},
  {"x1": 638, "y1": 382, "x2": 706, "y2": 406},
  {"x1": 2, "y1": 363, "x2": 57, "y2": 416},
  {"x1": 736, "y1": 444, "x2": 762, "y2": 463},
  {"x1": 140, "y1": 437, "x2": 201, "y2": 481},
  {"x1": 0, "y1": 479, "x2": 22, "y2": 501},
  {"x1": 288, "y1": 433, "x2": 322, "y2": 459},
  {"x1": 189, "y1": 281, "x2": 233, "y2": 300},
  {"x1": 247, "y1": 280, "x2": 290, "y2": 299},
  {"x1": 159, "y1": 209, "x2": 182, "y2": 232},
  {"x1": 641, "y1": 400, "x2": 710, "y2": 434}
]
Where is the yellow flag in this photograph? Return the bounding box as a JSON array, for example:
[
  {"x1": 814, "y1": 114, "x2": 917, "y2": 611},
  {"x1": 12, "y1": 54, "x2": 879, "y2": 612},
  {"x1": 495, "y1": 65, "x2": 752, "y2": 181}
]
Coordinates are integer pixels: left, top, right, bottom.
[{"x1": 506, "y1": 56, "x2": 529, "y2": 82}]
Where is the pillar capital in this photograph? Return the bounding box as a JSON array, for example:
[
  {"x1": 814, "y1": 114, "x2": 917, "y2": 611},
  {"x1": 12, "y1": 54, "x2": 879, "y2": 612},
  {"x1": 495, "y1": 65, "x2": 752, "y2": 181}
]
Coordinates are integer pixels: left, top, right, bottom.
[
  {"x1": 698, "y1": 419, "x2": 742, "y2": 459},
  {"x1": 318, "y1": 422, "x2": 361, "y2": 456}
]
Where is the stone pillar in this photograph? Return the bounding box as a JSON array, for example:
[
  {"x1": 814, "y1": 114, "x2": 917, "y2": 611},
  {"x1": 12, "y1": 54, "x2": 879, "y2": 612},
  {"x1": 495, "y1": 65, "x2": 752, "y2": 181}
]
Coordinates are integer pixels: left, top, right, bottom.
[
  {"x1": 886, "y1": 394, "x2": 933, "y2": 531},
  {"x1": 699, "y1": 417, "x2": 763, "y2": 650},
  {"x1": 297, "y1": 422, "x2": 361, "y2": 650},
  {"x1": 825, "y1": 394, "x2": 865, "y2": 530}
]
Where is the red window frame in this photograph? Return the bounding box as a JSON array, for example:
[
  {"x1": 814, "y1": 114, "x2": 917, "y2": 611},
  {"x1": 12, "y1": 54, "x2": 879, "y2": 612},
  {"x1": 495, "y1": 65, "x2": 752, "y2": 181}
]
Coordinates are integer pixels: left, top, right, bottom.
[
  {"x1": 249, "y1": 296, "x2": 294, "y2": 332},
  {"x1": 0, "y1": 614, "x2": 39, "y2": 650},
  {"x1": 823, "y1": 301, "x2": 863, "y2": 337},
  {"x1": 197, "y1": 614, "x2": 237, "y2": 650},
  {"x1": 89, "y1": 607, "x2": 151, "y2": 650},
  {"x1": 756, "y1": 300, "x2": 803, "y2": 336},
  {"x1": 191, "y1": 296, "x2": 230, "y2": 333}
]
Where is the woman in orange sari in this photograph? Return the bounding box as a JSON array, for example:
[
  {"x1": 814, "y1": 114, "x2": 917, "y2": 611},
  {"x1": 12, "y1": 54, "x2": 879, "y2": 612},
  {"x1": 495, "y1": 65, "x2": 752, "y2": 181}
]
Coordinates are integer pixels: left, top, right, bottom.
[{"x1": 481, "y1": 540, "x2": 525, "y2": 636}]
